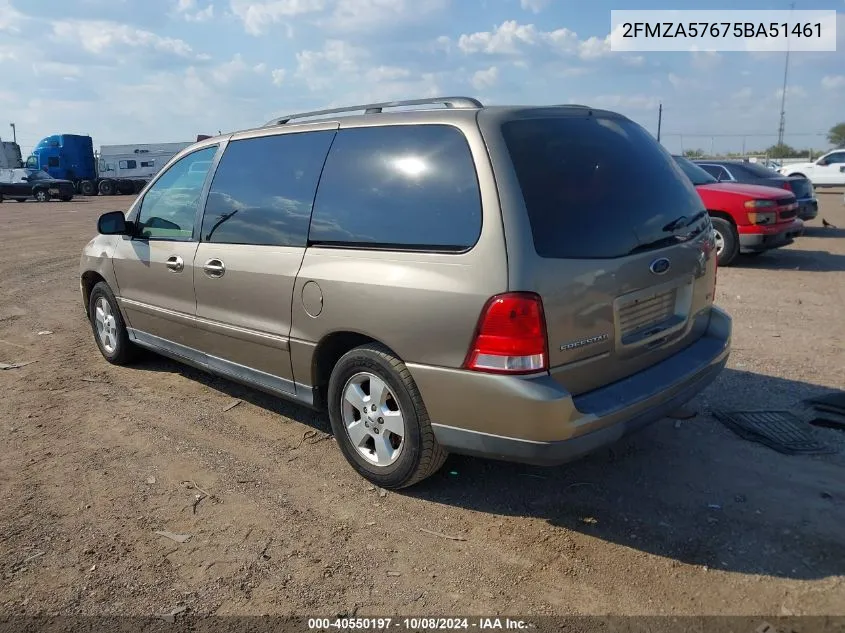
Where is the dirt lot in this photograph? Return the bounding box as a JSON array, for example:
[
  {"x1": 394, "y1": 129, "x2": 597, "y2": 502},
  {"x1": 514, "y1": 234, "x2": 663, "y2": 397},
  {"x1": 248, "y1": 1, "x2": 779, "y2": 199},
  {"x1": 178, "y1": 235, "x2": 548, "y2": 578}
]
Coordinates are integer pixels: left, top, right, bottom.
[{"x1": 1, "y1": 191, "x2": 844, "y2": 618}]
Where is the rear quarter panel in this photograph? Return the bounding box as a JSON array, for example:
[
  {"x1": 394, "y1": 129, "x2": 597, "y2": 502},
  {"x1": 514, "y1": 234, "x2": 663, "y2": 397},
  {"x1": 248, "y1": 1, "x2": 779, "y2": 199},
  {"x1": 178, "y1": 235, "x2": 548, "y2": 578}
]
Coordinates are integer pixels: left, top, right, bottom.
[{"x1": 288, "y1": 115, "x2": 508, "y2": 386}]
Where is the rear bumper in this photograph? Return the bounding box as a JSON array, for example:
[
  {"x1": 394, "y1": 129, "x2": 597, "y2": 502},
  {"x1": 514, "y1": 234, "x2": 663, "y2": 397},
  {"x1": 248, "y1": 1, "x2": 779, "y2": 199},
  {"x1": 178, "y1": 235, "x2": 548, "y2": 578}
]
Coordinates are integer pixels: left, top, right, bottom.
[
  {"x1": 739, "y1": 218, "x2": 804, "y2": 253},
  {"x1": 408, "y1": 307, "x2": 731, "y2": 466},
  {"x1": 796, "y1": 197, "x2": 818, "y2": 221}
]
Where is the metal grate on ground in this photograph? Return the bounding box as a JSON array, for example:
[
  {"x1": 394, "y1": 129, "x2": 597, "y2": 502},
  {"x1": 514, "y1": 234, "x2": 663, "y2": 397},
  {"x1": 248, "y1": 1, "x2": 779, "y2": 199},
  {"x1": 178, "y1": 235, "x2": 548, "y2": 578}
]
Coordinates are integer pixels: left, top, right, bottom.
[{"x1": 711, "y1": 409, "x2": 836, "y2": 455}]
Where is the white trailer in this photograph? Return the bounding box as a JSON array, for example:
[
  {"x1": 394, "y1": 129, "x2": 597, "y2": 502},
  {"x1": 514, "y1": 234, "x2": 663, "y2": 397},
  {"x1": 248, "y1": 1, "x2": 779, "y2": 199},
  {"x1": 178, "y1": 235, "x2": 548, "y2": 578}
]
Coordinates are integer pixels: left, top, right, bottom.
[
  {"x1": 95, "y1": 142, "x2": 194, "y2": 194},
  {"x1": 0, "y1": 137, "x2": 23, "y2": 169}
]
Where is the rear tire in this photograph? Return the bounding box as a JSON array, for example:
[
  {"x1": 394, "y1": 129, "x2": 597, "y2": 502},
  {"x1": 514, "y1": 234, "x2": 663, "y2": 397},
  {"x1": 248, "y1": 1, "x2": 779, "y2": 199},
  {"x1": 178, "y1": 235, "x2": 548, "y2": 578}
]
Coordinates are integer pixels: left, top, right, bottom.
[
  {"x1": 88, "y1": 282, "x2": 138, "y2": 365},
  {"x1": 711, "y1": 217, "x2": 739, "y2": 267},
  {"x1": 327, "y1": 343, "x2": 448, "y2": 489}
]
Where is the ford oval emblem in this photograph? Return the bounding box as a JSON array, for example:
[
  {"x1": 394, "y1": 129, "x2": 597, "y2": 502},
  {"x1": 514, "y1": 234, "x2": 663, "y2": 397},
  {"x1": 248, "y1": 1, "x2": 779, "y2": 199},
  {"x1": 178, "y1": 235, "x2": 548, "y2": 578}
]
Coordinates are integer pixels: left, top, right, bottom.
[{"x1": 650, "y1": 257, "x2": 671, "y2": 275}]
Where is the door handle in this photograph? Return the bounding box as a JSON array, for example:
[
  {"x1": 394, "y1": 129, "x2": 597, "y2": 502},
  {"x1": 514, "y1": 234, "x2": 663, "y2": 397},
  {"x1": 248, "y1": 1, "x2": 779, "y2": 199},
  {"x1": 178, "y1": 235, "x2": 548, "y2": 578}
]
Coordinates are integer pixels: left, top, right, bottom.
[
  {"x1": 203, "y1": 258, "x2": 225, "y2": 278},
  {"x1": 165, "y1": 255, "x2": 184, "y2": 272}
]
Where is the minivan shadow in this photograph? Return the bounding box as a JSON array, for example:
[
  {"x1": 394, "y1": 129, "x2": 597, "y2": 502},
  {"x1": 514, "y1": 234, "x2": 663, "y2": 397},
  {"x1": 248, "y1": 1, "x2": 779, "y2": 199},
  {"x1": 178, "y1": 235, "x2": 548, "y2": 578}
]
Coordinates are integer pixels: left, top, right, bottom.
[
  {"x1": 738, "y1": 248, "x2": 845, "y2": 271},
  {"x1": 129, "y1": 356, "x2": 845, "y2": 581},
  {"x1": 131, "y1": 353, "x2": 331, "y2": 433},
  {"x1": 407, "y1": 368, "x2": 845, "y2": 582}
]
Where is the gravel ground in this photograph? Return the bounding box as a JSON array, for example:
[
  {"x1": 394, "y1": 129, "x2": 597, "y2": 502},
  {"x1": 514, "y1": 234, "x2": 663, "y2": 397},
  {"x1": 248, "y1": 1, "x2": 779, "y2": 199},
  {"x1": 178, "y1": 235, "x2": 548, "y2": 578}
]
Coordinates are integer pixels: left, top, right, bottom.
[{"x1": 1, "y1": 190, "x2": 844, "y2": 618}]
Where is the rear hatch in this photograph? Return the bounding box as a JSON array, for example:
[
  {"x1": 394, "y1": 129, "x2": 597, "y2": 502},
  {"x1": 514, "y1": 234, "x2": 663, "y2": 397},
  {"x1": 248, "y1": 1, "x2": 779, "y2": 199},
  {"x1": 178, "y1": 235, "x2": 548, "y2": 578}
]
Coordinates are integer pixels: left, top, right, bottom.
[
  {"x1": 785, "y1": 176, "x2": 814, "y2": 200},
  {"x1": 492, "y1": 110, "x2": 718, "y2": 396}
]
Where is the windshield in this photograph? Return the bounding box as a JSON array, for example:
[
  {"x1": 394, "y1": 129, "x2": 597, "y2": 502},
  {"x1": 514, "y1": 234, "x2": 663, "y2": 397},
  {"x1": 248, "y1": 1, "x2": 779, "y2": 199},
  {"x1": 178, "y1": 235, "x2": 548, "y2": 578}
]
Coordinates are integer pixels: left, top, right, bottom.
[
  {"x1": 26, "y1": 170, "x2": 50, "y2": 181},
  {"x1": 673, "y1": 156, "x2": 718, "y2": 185},
  {"x1": 502, "y1": 115, "x2": 706, "y2": 259}
]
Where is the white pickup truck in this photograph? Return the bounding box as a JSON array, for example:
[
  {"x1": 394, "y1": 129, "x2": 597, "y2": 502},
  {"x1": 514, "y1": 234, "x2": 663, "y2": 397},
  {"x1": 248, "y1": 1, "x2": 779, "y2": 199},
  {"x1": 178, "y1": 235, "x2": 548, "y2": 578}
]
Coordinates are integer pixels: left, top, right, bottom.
[{"x1": 778, "y1": 149, "x2": 845, "y2": 188}]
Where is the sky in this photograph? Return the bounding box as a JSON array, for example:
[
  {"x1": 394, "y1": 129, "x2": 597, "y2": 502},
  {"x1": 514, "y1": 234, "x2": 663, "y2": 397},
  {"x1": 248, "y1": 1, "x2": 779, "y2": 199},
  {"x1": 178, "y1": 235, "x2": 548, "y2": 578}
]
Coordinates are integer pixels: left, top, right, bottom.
[{"x1": 1, "y1": 0, "x2": 843, "y2": 157}]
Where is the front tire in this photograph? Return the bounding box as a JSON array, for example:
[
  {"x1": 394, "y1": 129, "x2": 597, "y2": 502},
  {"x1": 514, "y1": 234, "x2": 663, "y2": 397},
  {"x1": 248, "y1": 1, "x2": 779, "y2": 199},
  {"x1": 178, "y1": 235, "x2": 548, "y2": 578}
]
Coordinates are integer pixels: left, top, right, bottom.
[
  {"x1": 88, "y1": 281, "x2": 137, "y2": 365},
  {"x1": 711, "y1": 217, "x2": 739, "y2": 267},
  {"x1": 34, "y1": 189, "x2": 50, "y2": 202},
  {"x1": 327, "y1": 343, "x2": 448, "y2": 489}
]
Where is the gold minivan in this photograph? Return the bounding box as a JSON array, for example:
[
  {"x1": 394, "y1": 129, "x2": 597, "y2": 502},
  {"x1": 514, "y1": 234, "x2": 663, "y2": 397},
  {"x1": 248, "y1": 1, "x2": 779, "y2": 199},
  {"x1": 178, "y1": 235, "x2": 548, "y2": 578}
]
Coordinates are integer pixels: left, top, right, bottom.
[{"x1": 80, "y1": 97, "x2": 731, "y2": 488}]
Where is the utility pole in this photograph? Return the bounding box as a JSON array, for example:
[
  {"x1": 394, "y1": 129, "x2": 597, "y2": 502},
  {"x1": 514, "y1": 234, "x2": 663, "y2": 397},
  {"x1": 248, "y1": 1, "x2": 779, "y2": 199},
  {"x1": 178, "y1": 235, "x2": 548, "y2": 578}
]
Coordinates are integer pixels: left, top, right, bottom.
[
  {"x1": 657, "y1": 103, "x2": 662, "y2": 143},
  {"x1": 777, "y1": 1, "x2": 795, "y2": 147},
  {"x1": 9, "y1": 123, "x2": 16, "y2": 143}
]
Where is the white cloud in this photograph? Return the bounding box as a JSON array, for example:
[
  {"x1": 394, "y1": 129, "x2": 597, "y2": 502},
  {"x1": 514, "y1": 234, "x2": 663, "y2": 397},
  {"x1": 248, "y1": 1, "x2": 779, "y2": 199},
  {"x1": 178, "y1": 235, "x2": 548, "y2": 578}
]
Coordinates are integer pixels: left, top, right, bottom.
[
  {"x1": 433, "y1": 35, "x2": 452, "y2": 52},
  {"x1": 520, "y1": 0, "x2": 550, "y2": 13},
  {"x1": 51, "y1": 20, "x2": 200, "y2": 59},
  {"x1": 31, "y1": 61, "x2": 83, "y2": 78},
  {"x1": 365, "y1": 66, "x2": 412, "y2": 82},
  {"x1": 458, "y1": 20, "x2": 538, "y2": 55},
  {"x1": 821, "y1": 75, "x2": 845, "y2": 90},
  {"x1": 211, "y1": 54, "x2": 260, "y2": 84},
  {"x1": 323, "y1": 0, "x2": 447, "y2": 33},
  {"x1": 621, "y1": 54, "x2": 645, "y2": 67},
  {"x1": 589, "y1": 94, "x2": 660, "y2": 111},
  {"x1": 471, "y1": 65, "x2": 499, "y2": 89},
  {"x1": 174, "y1": 0, "x2": 215, "y2": 21},
  {"x1": 229, "y1": 0, "x2": 325, "y2": 36},
  {"x1": 271, "y1": 68, "x2": 286, "y2": 85},
  {"x1": 691, "y1": 51, "x2": 722, "y2": 70},
  {"x1": 456, "y1": 21, "x2": 617, "y2": 61},
  {"x1": 295, "y1": 39, "x2": 368, "y2": 90},
  {"x1": 577, "y1": 35, "x2": 610, "y2": 60},
  {"x1": 0, "y1": 0, "x2": 25, "y2": 32},
  {"x1": 775, "y1": 85, "x2": 807, "y2": 101},
  {"x1": 731, "y1": 87, "x2": 753, "y2": 101}
]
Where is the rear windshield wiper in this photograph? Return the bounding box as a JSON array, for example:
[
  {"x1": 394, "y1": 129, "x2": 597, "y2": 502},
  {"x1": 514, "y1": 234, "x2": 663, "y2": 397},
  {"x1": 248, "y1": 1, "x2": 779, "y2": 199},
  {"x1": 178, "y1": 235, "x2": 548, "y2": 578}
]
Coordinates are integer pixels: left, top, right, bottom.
[{"x1": 662, "y1": 210, "x2": 706, "y2": 233}]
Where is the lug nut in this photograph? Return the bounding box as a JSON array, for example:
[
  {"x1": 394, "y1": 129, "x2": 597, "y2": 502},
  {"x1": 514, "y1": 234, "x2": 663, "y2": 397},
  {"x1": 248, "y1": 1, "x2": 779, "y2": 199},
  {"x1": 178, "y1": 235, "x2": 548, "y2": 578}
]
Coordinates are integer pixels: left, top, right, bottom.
[
  {"x1": 373, "y1": 428, "x2": 380, "y2": 434},
  {"x1": 378, "y1": 417, "x2": 384, "y2": 424},
  {"x1": 371, "y1": 405, "x2": 377, "y2": 412}
]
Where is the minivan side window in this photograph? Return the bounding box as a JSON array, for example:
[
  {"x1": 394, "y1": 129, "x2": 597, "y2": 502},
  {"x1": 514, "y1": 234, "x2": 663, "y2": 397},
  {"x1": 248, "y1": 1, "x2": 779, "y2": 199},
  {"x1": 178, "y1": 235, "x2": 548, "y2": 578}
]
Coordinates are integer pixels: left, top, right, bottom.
[
  {"x1": 309, "y1": 125, "x2": 482, "y2": 251},
  {"x1": 200, "y1": 131, "x2": 335, "y2": 247},
  {"x1": 135, "y1": 146, "x2": 218, "y2": 241}
]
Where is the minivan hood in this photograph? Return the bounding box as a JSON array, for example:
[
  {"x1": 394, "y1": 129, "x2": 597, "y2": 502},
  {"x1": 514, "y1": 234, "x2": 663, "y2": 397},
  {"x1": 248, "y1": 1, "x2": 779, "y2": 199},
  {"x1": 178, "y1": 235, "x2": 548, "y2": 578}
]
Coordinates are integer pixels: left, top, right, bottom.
[{"x1": 695, "y1": 182, "x2": 792, "y2": 199}]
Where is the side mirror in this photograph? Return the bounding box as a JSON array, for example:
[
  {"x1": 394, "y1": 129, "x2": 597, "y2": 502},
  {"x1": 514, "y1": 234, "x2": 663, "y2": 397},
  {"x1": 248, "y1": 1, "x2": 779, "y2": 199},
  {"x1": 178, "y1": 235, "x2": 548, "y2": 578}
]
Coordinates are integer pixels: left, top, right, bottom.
[
  {"x1": 97, "y1": 211, "x2": 130, "y2": 235},
  {"x1": 21, "y1": 176, "x2": 30, "y2": 182},
  {"x1": 817, "y1": 158, "x2": 828, "y2": 166}
]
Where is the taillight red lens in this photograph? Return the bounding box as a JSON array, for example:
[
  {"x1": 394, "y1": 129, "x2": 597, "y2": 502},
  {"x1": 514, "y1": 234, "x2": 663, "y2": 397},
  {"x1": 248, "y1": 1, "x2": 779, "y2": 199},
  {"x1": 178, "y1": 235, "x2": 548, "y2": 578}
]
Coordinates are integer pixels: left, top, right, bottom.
[
  {"x1": 464, "y1": 293, "x2": 548, "y2": 374},
  {"x1": 782, "y1": 181, "x2": 793, "y2": 191}
]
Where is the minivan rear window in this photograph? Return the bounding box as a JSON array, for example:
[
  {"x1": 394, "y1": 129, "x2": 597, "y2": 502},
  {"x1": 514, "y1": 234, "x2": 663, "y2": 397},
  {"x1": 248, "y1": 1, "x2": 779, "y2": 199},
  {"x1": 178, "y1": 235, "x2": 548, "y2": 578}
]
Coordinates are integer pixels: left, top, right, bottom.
[{"x1": 501, "y1": 116, "x2": 706, "y2": 259}]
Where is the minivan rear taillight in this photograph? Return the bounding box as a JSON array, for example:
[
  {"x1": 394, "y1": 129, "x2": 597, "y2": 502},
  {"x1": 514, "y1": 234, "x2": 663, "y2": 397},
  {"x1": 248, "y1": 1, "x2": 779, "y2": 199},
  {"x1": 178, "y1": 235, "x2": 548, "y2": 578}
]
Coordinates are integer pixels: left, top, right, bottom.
[{"x1": 464, "y1": 293, "x2": 548, "y2": 374}]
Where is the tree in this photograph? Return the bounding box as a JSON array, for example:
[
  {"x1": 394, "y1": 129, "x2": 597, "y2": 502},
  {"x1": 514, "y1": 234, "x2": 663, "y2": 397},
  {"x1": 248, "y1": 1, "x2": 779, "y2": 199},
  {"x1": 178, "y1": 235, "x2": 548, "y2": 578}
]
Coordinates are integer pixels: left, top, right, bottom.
[
  {"x1": 764, "y1": 143, "x2": 799, "y2": 158},
  {"x1": 828, "y1": 122, "x2": 845, "y2": 148},
  {"x1": 683, "y1": 148, "x2": 704, "y2": 158}
]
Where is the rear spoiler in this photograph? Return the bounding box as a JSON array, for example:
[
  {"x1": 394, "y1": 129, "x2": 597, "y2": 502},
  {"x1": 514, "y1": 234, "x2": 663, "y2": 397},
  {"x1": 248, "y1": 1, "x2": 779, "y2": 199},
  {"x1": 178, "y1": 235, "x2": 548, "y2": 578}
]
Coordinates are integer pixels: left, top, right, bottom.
[{"x1": 196, "y1": 134, "x2": 212, "y2": 142}]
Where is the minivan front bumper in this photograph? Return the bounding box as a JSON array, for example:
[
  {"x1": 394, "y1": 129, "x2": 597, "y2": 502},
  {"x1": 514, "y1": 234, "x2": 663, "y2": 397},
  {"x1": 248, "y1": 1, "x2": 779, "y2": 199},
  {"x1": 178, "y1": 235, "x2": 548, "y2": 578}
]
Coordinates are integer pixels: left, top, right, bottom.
[{"x1": 408, "y1": 307, "x2": 731, "y2": 466}]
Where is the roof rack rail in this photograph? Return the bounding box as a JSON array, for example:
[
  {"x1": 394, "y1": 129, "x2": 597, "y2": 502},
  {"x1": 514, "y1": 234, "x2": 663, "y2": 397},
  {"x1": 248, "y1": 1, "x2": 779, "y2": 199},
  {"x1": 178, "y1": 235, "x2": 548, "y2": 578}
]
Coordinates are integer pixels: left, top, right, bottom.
[{"x1": 262, "y1": 96, "x2": 483, "y2": 127}]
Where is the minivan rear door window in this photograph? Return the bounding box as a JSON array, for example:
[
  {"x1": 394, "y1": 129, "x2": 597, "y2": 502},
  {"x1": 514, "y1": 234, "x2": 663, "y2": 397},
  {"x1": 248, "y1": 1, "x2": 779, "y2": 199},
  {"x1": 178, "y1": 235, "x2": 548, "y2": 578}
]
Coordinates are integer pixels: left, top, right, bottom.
[{"x1": 501, "y1": 116, "x2": 707, "y2": 259}]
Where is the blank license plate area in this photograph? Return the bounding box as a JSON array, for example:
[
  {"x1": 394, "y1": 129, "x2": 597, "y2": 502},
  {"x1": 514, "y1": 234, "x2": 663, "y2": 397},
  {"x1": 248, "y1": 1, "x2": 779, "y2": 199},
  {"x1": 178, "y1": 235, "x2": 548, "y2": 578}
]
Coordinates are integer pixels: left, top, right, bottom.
[{"x1": 616, "y1": 280, "x2": 693, "y2": 346}]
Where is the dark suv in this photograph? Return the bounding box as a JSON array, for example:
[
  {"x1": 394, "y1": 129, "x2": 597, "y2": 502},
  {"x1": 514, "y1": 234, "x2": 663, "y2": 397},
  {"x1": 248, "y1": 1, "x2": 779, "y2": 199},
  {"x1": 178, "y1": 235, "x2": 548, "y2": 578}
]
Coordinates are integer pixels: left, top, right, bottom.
[{"x1": 80, "y1": 97, "x2": 731, "y2": 488}]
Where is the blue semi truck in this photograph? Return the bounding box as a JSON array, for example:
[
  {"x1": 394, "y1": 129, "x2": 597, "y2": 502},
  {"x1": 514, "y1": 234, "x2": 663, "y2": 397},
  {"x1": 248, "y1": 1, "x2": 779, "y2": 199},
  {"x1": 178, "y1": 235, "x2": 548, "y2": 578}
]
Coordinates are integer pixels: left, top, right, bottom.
[{"x1": 25, "y1": 134, "x2": 195, "y2": 196}]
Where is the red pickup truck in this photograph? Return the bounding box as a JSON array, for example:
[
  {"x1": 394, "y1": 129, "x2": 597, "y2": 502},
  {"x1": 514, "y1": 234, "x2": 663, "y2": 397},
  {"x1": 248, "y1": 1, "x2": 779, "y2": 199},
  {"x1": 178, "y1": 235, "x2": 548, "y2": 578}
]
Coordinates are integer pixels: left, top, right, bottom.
[{"x1": 674, "y1": 156, "x2": 804, "y2": 266}]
